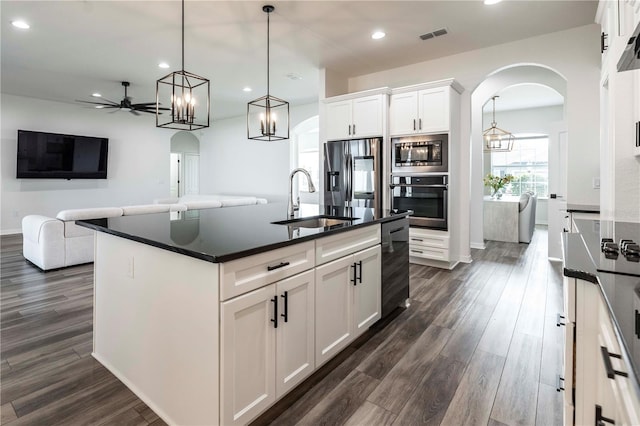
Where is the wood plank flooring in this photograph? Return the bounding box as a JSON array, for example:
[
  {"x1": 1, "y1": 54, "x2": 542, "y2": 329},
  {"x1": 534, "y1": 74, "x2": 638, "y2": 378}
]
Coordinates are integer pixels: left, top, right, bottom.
[{"x1": 1, "y1": 227, "x2": 563, "y2": 425}]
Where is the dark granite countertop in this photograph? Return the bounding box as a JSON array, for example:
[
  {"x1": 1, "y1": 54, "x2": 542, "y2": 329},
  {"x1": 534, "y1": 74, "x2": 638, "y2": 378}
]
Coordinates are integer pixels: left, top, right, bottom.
[
  {"x1": 564, "y1": 219, "x2": 640, "y2": 385},
  {"x1": 566, "y1": 203, "x2": 600, "y2": 214},
  {"x1": 77, "y1": 203, "x2": 410, "y2": 263}
]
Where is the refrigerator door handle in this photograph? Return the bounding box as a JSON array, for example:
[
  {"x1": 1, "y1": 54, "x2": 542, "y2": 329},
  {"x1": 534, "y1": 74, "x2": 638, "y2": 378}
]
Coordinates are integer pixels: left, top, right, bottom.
[{"x1": 346, "y1": 154, "x2": 353, "y2": 203}]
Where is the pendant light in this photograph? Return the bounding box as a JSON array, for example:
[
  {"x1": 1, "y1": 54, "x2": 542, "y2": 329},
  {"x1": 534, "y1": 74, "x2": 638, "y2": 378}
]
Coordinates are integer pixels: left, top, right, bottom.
[
  {"x1": 156, "y1": 0, "x2": 210, "y2": 131},
  {"x1": 483, "y1": 96, "x2": 514, "y2": 152},
  {"x1": 247, "y1": 5, "x2": 289, "y2": 141}
]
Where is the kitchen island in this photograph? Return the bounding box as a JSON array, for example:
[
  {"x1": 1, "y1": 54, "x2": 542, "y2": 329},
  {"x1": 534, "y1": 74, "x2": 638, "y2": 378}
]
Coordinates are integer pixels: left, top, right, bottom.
[{"x1": 78, "y1": 203, "x2": 409, "y2": 426}]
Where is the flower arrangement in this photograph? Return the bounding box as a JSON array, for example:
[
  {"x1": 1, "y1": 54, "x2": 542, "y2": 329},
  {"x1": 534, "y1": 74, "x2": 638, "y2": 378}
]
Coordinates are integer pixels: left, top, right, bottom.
[{"x1": 483, "y1": 173, "x2": 514, "y2": 198}]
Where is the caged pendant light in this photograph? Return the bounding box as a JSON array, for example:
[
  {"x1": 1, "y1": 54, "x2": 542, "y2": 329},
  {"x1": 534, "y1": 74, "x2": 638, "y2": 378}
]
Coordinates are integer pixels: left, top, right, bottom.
[
  {"x1": 247, "y1": 5, "x2": 289, "y2": 141},
  {"x1": 156, "y1": 0, "x2": 210, "y2": 131},
  {"x1": 483, "y1": 95, "x2": 514, "y2": 152}
]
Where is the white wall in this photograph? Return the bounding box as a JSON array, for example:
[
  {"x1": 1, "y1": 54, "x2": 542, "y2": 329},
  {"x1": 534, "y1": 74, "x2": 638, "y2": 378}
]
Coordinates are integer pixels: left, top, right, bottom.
[
  {"x1": 199, "y1": 102, "x2": 319, "y2": 203},
  {"x1": 346, "y1": 24, "x2": 600, "y2": 252},
  {"x1": 1, "y1": 94, "x2": 172, "y2": 234}
]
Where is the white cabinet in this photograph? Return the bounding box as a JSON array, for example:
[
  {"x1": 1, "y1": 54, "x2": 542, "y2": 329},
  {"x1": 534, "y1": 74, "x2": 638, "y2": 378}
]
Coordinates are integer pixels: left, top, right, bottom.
[
  {"x1": 220, "y1": 270, "x2": 316, "y2": 425},
  {"x1": 315, "y1": 244, "x2": 381, "y2": 367},
  {"x1": 325, "y1": 94, "x2": 384, "y2": 141},
  {"x1": 220, "y1": 284, "x2": 276, "y2": 426},
  {"x1": 408, "y1": 227, "x2": 450, "y2": 264},
  {"x1": 390, "y1": 86, "x2": 450, "y2": 136}
]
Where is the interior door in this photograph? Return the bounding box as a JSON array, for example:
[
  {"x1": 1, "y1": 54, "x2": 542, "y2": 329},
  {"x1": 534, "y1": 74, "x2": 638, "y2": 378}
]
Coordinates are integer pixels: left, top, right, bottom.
[
  {"x1": 183, "y1": 153, "x2": 200, "y2": 195},
  {"x1": 548, "y1": 122, "x2": 568, "y2": 260}
]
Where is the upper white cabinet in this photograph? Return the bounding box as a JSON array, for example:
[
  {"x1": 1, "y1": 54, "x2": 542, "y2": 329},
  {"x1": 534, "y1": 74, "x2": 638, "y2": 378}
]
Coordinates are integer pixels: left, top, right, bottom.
[
  {"x1": 323, "y1": 89, "x2": 389, "y2": 141},
  {"x1": 390, "y1": 87, "x2": 449, "y2": 135}
]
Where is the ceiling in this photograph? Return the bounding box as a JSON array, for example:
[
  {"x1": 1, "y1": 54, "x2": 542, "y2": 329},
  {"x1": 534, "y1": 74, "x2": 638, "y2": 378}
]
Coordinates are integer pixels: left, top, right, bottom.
[{"x1": 1, "y1": 1, "x2": 597, "y2": 121}]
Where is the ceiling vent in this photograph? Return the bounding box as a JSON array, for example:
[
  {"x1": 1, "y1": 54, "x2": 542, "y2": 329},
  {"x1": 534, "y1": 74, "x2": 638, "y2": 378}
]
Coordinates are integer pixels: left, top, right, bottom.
[{"x1": 420, "y1": 28, "x2": 448, "y2": 41}]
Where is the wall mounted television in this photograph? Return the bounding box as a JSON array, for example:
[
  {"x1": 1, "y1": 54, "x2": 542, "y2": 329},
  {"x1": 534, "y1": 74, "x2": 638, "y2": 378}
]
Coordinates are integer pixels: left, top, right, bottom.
[{"x1": 16, "y1": 130, "x2": 109, "y2": 179}]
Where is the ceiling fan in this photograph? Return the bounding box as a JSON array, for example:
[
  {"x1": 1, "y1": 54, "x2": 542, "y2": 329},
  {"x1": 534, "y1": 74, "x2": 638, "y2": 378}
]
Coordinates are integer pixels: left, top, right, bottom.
[{"x1": 77, "y1": 81, "x2": 169, "y2": 115}]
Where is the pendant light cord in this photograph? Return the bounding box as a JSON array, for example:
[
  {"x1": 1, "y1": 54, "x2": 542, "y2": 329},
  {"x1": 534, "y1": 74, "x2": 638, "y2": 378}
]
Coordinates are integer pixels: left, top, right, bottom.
[
  {"x1": 181, "y1": 0, "x2": 185, "y2": 71},
  {"x1": 266, "y1": 8, "x2": 270, "y2": 96}
]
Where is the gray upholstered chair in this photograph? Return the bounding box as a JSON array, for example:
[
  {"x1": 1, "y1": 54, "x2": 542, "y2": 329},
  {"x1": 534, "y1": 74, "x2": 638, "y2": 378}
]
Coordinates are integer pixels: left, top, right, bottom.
[{"x1": 518, "y1": 192, "x2": 537, "y2": 243}]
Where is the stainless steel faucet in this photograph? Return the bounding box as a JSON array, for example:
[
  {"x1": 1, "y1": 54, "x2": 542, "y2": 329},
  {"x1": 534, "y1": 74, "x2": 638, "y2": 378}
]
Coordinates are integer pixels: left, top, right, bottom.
[{"x1": 288, "y1": 168, "x2": 316, "y2": 217}]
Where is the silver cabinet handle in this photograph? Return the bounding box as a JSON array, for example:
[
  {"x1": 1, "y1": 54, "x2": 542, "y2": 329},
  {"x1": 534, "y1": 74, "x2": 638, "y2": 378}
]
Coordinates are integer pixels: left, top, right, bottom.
[
  {"x1": 413, "y1": 119, "x2": 416, "y2": 131},
  {"x1": 419, "y1": 118, "x2": 422, "y2": 130},
  {"x1": 348, "y1": 124, "x2": 351, "y2": 135},
  {"x1": 352, "y1": 124, "x2": 355, "y2": 135}
]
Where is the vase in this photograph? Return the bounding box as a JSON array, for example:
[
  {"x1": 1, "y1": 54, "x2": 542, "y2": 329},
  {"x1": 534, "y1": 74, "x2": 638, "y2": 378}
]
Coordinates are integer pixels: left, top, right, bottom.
[{"x1": 496, "y1": 192, "x2": 503, "y2": 199}]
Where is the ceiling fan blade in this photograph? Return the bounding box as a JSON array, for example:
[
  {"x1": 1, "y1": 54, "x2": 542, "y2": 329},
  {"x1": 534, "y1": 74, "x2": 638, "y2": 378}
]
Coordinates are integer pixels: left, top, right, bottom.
[
  {"x1": 131, "y1": 102, "x2": 157, "y2": 106},
  {"x1": 76, "y1": 100, "x2": 119, "y2": 107},
  {"x1": 130, "y1": 110, "x2": 140, "y2": 116}
]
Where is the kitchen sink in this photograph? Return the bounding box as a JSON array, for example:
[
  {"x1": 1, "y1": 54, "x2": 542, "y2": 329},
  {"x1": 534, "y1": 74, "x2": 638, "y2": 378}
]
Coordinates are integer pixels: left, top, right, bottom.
[{"x1": 271, "y1": 215, "x2": 357, "y2": 228}]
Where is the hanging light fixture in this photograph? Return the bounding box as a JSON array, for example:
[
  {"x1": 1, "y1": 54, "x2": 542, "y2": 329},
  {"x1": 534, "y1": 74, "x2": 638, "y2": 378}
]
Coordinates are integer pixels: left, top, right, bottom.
[
  {"x1": 247, "y1": 5, "x2": 289, "y2": 141},
  {"x1": 483, "y1": 95, "x2": 514, "y2": 152},
  {"x1": 156, "y1": 0, "x2": 210, "y2": 131}
]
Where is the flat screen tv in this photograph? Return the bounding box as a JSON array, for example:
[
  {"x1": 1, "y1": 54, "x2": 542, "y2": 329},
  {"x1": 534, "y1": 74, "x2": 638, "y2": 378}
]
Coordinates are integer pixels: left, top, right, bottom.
[{"x1": 16, "y1": 130, "x2": 108, "y2": 179}]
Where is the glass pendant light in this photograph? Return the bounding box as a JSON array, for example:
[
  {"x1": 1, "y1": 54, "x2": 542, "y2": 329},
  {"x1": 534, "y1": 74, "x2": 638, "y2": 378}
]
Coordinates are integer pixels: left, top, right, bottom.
[
  {"x1": 156, "y1": 0, "x2": 210, "y2": 131},
  {"x1": 247, "y1": 5, "x2": 290, "y2": 141},
  {"x1": 483, "y1": 96, "x2": 514, "y2": 152}
]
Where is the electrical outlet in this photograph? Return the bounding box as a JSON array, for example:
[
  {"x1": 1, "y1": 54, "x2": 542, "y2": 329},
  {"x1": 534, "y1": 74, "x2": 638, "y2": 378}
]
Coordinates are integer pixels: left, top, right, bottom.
[{"x1": 593, "y1": 177, "x2": 601, "y2": 189}]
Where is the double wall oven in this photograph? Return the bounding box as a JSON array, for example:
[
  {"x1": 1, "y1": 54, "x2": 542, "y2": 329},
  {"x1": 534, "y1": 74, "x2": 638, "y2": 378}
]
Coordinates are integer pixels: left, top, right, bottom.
[{"x1": 390, "y1": 134, "x2": 449, "y2": 230}]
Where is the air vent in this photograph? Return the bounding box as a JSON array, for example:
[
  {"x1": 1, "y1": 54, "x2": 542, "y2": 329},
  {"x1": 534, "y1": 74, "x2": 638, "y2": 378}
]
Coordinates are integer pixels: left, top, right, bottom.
[{"x1": 420, "y1": 28, "x2": 448, "y2": 40}]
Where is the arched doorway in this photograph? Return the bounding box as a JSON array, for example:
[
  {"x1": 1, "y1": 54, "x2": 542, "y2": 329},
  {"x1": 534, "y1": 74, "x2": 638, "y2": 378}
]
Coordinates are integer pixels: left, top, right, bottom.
[
  {"x1": 290, "y1": 115, "x2": 320, "y2": 204},
  {"x1": 170, "y1": 131, "x2": 200, "y2": 198},
  {"x1": 471, "y1": 64, "x2": 567, "y2": 258}
]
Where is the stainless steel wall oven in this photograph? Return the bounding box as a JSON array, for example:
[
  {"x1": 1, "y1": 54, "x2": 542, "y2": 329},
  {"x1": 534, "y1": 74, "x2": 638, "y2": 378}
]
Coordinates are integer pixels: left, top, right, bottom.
[
  {"x1": 391, "y1": 133, "x2": 448, "y2": 174},
  {"x1": 390, "y1": 174, "x2": 448, "y2": 230}
]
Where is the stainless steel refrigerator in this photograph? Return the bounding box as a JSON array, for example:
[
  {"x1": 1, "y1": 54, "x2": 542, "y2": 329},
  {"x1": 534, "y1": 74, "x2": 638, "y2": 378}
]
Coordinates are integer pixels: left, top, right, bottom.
[{"x1": 323, "y1": 138, "x2": 382, "y2": 210}]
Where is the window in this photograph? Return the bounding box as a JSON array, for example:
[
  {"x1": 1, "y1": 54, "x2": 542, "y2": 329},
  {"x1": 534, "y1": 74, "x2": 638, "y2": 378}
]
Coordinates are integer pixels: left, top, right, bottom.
[{"x1": 490, "y1": 136, "x2": 549, "y2": 197}]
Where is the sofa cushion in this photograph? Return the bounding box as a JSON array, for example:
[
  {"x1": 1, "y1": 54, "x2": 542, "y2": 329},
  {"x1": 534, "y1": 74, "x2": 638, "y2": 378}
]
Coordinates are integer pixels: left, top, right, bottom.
[
  {"x1": 518, "y1": 193, "x2": 530, "y2": 212},
  {"x1": 122, "y1": 204, "x2": 172, "y2": 215},
  {"x1": 182, "y1": 200, "x2": 223, "y2": 210},
  {"x1": 220, "y1": 197, "x2": 258, "y2": 207},
  {"x1": 56, "y1": 207, "x2": 123, "y2": 221}
]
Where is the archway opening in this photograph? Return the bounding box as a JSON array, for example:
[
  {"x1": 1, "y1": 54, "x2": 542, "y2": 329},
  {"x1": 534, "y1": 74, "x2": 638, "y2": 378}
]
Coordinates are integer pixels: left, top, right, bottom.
[{"x1": 170, "y1": 131, "x2": 200, "y2": 198}]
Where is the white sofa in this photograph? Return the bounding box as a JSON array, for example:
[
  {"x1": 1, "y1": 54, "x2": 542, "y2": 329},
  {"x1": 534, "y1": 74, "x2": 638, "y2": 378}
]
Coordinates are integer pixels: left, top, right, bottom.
[
  {"x1": 518, "y1": 192, "x2": 537, "y2": 243},
  {"x1": 22, "y1": 195, "x2": 267, "y2": 271}
]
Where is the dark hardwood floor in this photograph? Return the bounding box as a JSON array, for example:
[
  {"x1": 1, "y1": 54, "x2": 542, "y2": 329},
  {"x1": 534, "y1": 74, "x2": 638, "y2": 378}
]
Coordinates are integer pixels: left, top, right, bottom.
[{"x1": 1, "y1": 227, "x2": 562, "y2": 425}]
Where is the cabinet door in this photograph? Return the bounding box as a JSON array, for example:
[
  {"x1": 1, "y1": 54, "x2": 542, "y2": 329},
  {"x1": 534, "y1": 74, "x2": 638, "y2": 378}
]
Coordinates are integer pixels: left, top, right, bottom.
[
  {"x1": 390, "y1": 92, "x2": 418, "y2": 136},
  {"x1": 315, "y1": 255, "x2": 354, "y2": 367},
  {"x1": 353, "y1": 245, "x2": 381, "y2": 337},
  {"x1": 220, "y1": 285, "x2": 276, "y2": 426},
  {"x1": 326, "y1": 100, "x2": 352, "y2": 141},
  {"x1": 352, "y1": 95, "x2": 383, "y2": 138},
  {"x1": 275, "y1": 270, "x2": 315, "y2": 398},
  {"x1": 418, "y1": 87, "x2": 449, "y2": 133}
]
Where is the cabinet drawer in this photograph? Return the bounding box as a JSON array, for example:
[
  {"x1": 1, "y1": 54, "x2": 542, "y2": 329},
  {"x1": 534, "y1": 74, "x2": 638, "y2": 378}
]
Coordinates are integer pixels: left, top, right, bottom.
[
  {"x1": 409, "y1": 228, "x2": 449, "y2": 249},
  {"x1": 409, "y1": 245, "x2": 449, "y2": 261},
  {"x1": 220, "y1": 241, "x2": 315, "y2": 301},
  {"x1": 315, "y1": 225, "x2": 381, "y2": 265}
]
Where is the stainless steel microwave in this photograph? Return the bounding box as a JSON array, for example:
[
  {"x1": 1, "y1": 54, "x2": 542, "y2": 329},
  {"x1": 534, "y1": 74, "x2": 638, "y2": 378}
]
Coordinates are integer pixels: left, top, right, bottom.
[{"x1": 391, "y1": 134, "x2": 448, "y2": 174}]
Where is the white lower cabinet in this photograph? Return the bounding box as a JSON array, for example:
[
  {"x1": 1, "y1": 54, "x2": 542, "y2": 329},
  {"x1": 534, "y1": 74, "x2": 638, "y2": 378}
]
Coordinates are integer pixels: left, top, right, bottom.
[
  {"x1": 220, "y1": 270, "x2": 315, "y2": 426},
  {"x1": 315, "y1": 245, "x2": 381, "y2": 367}
]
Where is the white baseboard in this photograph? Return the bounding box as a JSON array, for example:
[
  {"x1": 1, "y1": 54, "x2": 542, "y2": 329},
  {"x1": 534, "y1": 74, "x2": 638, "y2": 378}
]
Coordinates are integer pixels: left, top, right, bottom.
[
  {"x1": 470, "y1": 241, "x2": 486, "y2": 250},
  {"x1": 1, "y1": 229, "x2": 22, "y2": 236}
]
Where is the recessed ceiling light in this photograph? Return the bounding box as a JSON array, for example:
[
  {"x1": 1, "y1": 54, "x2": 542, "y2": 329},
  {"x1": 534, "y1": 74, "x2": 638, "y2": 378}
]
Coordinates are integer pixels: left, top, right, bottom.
[
  {"x1": 92, "y1": 93, "x2": 102, "y2": 98},
  {"x1": 243, "y1": 87, "x2": 252, "y2": 92},
  {"x1": 158, "y1": 62, "x2": 170, "y2": 69},
  {"x1": 484, "y1": 0, "x2": 502, "y2": 4},
  {"x1": 95, "y1": 105, "x2": 104, "y2": 109},
  {"x1": 286, "y1": 73, "x2": 302, "y2": 81},
  {"x1": 11, "y1": 20, "x2": 30, "y2": 29},
  {"x1": 371, "y1": 31, "x2": 386, "y2": 40}
]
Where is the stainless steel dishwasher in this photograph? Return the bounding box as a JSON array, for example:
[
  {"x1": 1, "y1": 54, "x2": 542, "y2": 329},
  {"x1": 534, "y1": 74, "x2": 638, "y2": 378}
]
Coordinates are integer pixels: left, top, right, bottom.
[{"x1": 381, "y1": 216, "x2": 410, "y2": 318}]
